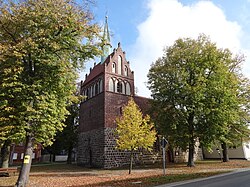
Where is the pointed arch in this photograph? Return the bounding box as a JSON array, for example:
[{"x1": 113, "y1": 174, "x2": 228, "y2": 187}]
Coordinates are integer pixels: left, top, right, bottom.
[
  {"x1": 109, "y1": 78, "x2": 115, "y2": 92},
  {"x1": 99, "y1": 79, "x2": 103, "y2": 93},
  {"x1": 126, "y1": 82, "x2": 131, "y2": 95},
  {"x1": 117, "y1": 80, "x2": 125, "y2": 94},
  {"x1": 124, "y1": 65, "x2": 128, "y2": 76},
  {"x1": 95, "y1": 82, "x2": 99, "y2": 95},
  {"x1": 118, "y1": 55, "x2": 122, "y2": 75}
]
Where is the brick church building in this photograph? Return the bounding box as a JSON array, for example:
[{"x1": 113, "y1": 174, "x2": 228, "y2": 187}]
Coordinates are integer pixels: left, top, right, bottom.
[{"x1": 77, "y1": 17, "x2": 153, "y2": 168}]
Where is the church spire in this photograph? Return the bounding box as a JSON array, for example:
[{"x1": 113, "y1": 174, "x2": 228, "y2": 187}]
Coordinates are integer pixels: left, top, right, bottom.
[{"x1": 101, "y1": 16, "x2": 112, "y2": 63}]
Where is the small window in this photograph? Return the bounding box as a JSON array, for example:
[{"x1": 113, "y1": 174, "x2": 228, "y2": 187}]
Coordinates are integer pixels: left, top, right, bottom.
[
  {"x1": 124, "y1": 66, "x2": 128, "y2": 76},
  {"x1": 32, "y1": 153, "x2": 35, "y2": 159},
  {"x1": 13, "y1": 153, "x2": 18, "y2": 160},
  {"x1": 21, "y1": 153, "x2": 24, "y2": 159},
  {"x1": 112, "y1": 62, "x2": 116, "y2": 73}
]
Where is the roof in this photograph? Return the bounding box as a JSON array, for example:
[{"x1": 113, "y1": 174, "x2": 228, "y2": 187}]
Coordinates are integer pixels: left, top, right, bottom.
[{"x1": 83, "y1": 63, "x2": 105, "y2": 85}]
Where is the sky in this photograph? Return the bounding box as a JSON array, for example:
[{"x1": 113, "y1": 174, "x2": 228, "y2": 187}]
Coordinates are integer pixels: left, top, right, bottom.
[{"x1": 80, "y1": 0, "x2": 250, "y2": 98}]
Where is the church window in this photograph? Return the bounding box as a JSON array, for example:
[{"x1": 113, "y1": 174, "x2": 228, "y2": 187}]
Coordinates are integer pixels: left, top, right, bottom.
[
  {"x1": 124, "y1": 66, "x2": 128, "y2": 76},
  {"x1": 117, "y1": 81, "x2": 124, "y2": 93},
  {"x1": 109, "y1": 78, "x2": 115, "y2": 92},
  {"x1": 126, "y1": 82, "x2": 131, "y2": 95},
  {"x1": 121, "y1": 82, "x2": 125, "y2": 94},
  {"x1": 95, "y1": 82, "x2": 99, "y2": 95},
  {"x1": 118, "y1": 56, "x2": 122, "y2": 75},
  {"x1": 99, "y1": 79, "x2": 103, "y2": 93},
  {"x1": 89, "y1": 87, "x2": 92, "y2": 98},
  {"x1": 86, "y1": 88, "x2": 89, "y2": 98},
  {"x1": 112, "y1": 62, "x2": 116, "y2": 73},
  {"x1": 91, "y1": 85, "x2": 95, "y2": 97}
]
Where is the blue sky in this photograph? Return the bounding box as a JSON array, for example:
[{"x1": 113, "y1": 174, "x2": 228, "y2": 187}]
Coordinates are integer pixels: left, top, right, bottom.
[{"x1": 81, "y1": 0, "x2": 250, "y2": 97}]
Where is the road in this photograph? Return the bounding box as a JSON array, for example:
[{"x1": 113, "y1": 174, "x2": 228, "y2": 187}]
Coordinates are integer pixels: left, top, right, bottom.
[{"x1": 156, "y1": 169, "x2": 250, "y2": 187}]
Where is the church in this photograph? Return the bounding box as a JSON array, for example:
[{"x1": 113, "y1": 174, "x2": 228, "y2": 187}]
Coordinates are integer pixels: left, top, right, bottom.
[{"x1": 77, "y1": 17, "x2": 153, "y2": 168}]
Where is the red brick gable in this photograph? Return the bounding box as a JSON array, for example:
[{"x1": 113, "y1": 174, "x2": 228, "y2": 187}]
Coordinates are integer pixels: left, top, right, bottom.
[{"x1": 83, "y1": 63, "x2": 105, "y2": 85}]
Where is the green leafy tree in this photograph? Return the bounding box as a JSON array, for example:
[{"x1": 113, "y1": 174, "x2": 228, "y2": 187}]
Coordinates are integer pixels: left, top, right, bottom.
[
  {"x1": 116, "y1": 98, "x2": 157, "y2": 174},
  {"x1": 45, "y1": 99, "x2": 79, "y2": 164},
  {"x1": 0, "y1": 0, "x2": 100, "y2": 186},
  {"x1": 148, "y1": 34, "x2": 250, "y2": 167}
]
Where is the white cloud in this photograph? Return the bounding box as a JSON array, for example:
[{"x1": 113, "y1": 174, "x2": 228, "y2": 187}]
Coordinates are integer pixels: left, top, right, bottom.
[{"x1": 130, "y1": 0, "x2": 245, "y2": 98}]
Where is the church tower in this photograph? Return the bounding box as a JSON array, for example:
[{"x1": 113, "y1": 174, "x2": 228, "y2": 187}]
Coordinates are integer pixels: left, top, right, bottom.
[{"x1": 77, "y1": 17, "x2": 137, "y2": 168}]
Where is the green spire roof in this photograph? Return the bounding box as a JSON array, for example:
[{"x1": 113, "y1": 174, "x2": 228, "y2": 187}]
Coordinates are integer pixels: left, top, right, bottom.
[{"x1": 101, "y1": 16, "x2": 112, "y2": 63}]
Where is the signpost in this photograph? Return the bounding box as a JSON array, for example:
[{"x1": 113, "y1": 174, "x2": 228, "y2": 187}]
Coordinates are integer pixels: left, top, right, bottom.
[{"x1": 161, "y1": 137, "x2": 168, "y2": 175}]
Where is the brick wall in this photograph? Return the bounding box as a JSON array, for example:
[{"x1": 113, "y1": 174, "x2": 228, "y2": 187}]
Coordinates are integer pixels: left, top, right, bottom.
[{"x1": 78, "y1": 92, "x2": 104, "y2": 133}]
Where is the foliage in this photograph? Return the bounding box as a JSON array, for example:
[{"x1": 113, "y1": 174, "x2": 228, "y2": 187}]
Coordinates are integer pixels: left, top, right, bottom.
[
  {"x1": 0, "y1": 0, "x2": 100, "y2": 146},
  {"x1": 148, "y1": 34, "x2": 250, "y2": 166},
  {"x1": 0, "y1": 0, "x2": 101, "y2": 185},
  {"x1": 116, "y1": 98, "x2": 157, "y2": 152},
  {"x1": 45, "y1": 96, "x2": 79, "y2": 161},
  {"x1": 116, "y1": 98, "x2": 156, "y2": 174}
]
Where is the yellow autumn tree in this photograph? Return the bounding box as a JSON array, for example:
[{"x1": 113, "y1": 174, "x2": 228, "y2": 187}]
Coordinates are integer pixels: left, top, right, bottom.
[{"x1": 116, "y1": 98, "x2": 156, "y2": 174}]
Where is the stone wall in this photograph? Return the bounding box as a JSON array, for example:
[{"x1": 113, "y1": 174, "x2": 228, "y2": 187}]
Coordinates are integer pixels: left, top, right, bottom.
[
  {"x1": 103, "y1": 127, "x2": 131, "y2": 168},
  {"x1": 77, "y1": 128, "x2": 105, "y2": 167}
]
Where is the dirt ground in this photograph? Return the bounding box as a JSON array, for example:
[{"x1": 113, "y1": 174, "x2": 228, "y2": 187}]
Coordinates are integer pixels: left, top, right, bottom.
[{"x1": 1, "y1": 160, "x2": 250, "y2": 187}]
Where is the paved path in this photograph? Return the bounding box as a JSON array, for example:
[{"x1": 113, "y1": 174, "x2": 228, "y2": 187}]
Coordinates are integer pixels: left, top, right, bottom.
[{"x1": 156, "y1": 169, "x2": 250, "y2": 187}]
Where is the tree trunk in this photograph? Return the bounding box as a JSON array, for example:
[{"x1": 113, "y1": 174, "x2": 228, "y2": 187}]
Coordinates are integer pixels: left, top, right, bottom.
[
  {"x1": 67, "y1": 146, "x2": 73, "y2": 164},
  {"x1": 1, "y1": 140, "x2": 11, "y2": 168},
  {"x1": 129, "y1": 150, "x2": 133, "y2": 174},
  {"x1": 221, "y1": 142, "x2": 229, "y2": 162},
  {"x1": 187, "y1": 142, "x2": 195, "y2": 167},
  {"x1": 15, "y1": 135, "x2": 34, "y2": 187}
]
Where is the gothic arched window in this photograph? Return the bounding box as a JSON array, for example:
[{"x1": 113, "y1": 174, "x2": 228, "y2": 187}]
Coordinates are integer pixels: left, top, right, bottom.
[
  {"x1": 109, "y1": 78, "x2": 115, "y2": 92},
  {"x1": 95, "y1": 82, "x2": 99, "y2": 95},
  {"x1": 126, "y1": 82, "x2": 131, "y2": 95},
  {"x1": 99, "y1": 79, "x2": 103, "y2": 93},
  {"x1": 118, "y1": 56, "x2": 122, "y2": 75},
  {"x1": 117, "y1": 80, "x2": 125, "y2": 94}
]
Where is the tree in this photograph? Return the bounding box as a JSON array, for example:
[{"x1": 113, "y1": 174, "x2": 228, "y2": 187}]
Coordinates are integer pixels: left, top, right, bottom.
[
  {"x1": 148, "y1": 34, "x2": 250, "y2": 167},
  {"x1": 45, "y1": 100, "x2": 79, "y2": 164},
  {"x1": 0, "y1": 0, "x2": 100, "y2": 186},
  {"x1": 115, "y1": 98, "x2": 157, "y2": 174}
]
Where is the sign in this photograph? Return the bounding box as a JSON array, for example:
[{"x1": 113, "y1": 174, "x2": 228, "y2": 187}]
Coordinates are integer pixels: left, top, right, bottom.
[
  {"x1": 24, "y1": 155, "x2": 30, "y2": 164},
  {"x1": 161, "y1": 137, "x2": 168, "y2": 148}
]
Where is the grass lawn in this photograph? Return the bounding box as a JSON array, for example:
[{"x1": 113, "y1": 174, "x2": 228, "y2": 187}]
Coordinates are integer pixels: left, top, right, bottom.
[{"x1": 0, "y1": 160, "x2": 249, "y2": 187}]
